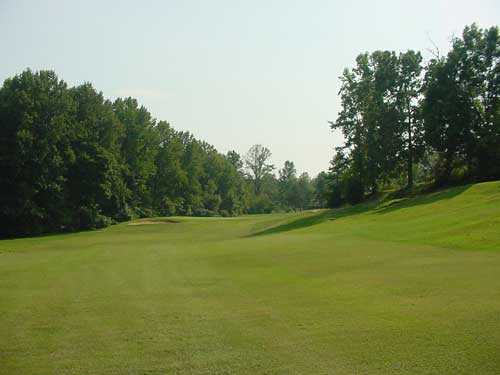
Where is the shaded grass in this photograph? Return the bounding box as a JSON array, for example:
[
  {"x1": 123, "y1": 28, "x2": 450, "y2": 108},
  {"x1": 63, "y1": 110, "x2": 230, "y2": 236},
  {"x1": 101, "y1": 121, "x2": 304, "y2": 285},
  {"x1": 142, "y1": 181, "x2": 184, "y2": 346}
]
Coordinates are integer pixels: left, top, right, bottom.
[
  {"x1": 252, "y1": 182, "x2": 499, "y2": 250},
  {"x1": 374, "y1": 184, "x2": 471, "y2": 215},
  {"x1": 0, "y1": 181, "x2": 500, "y2": 374},
  {"x1": 250, "y1": 210, "x2": 332, "y2": 236}
]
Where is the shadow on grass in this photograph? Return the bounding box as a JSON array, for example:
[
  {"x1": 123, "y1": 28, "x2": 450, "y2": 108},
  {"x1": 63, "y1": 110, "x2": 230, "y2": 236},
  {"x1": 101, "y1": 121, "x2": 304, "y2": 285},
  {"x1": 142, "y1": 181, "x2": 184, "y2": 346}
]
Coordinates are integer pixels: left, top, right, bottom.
[
  {"x1": 250, "y1": 200, "x2": 379, "y2": 237},
  {"x1": 0, "y1": 225, "x2": 104, "y2": 242},
  {"x1": 374, "y1": 184, "x2": 471, "y2": 215},
  {"x1": 0, "y1": 217, "x2": 180, "y2": 241},
  {"x1": 250, "y1": 210, "x2": 333, "y2": 237},
  {"x1": 250, "y1": 183, "x2": 473, "y2": 237}
]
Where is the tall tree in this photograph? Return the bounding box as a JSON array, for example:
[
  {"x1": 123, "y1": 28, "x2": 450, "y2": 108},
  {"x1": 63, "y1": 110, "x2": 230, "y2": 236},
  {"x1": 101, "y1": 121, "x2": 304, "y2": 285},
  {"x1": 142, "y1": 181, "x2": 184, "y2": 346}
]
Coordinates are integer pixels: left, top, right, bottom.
[
  {"x1": 422, "y1": 24, "x2": 500, "y2": 182},
  {"x1": 244, "y1": 144, "x2": 274, "y2": 195},
  {"x1": 113, "y1": 97, "x2": 158, "y2": 213},
  {"x1": 0, "y1": 70, "x2": 76, "y2": 235},
  {"x1": 278, "y1": 160, "x2": 298, "y2": 209},
  {"x1": 226, "y1": 150, "x2": 243, "y2": 172},
  {"x1": 312, "y1": 171, "x2": 330, "y2": 208},
  {"x1": 296, "y1": 172, "x2": 314, "y2": 210},
  {"x1": 150, "y1": 121, "x2": 188, "y2": 215},
  {"x1": 396, "y1": 51, "x2": 423, "y2": 188},
  {"x1": 68, "y1": 83, "x2": 128, "y2": 226},
  {"x1": 331, "y1": 51, "x2": 400, "y2": 194}
]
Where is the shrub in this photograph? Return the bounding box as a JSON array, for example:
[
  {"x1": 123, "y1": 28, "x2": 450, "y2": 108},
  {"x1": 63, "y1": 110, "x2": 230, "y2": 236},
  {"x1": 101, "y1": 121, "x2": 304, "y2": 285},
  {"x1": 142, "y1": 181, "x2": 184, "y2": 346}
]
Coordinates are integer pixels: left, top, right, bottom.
[
  {"x1": 193, "y1": 208, "x2": 218, "y2": 217},
  {"x1": 75, "y1": 204, "x2": 113, "y2": 230},
  {"x1": 219, "y1": 210, "x2": 231, "y2": 217}
]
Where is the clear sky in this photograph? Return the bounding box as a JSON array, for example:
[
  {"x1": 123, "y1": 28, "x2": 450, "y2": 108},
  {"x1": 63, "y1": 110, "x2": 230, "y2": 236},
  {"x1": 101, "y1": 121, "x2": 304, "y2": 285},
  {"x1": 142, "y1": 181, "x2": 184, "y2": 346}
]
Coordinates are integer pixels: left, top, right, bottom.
[{"x1": 1, "y1": 1, "x2": 499, "y2": 176}]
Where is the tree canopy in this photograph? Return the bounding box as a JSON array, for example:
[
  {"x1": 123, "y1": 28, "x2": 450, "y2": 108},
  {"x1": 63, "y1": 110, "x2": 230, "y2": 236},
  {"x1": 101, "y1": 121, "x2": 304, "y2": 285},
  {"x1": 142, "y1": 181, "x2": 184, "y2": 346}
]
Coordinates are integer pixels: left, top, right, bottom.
[
  {"x1": 0, "y1": 71, "x2": 323, "y2": 237},
  {"x1": 328, "y1": 23, "x2": 499, "y2": 206}
]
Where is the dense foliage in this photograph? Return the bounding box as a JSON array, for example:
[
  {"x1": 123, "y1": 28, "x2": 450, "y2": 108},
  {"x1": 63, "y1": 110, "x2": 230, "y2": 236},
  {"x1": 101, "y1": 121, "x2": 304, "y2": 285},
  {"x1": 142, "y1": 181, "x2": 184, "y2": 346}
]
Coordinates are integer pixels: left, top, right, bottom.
[
  {"x1": 329, "y1": 24, "x2": 499, "y2": 205},
  {"x1": 2, "y1": 24, "x2": 497, "y2": 235},
  {"x1": 0, "y1": 71, "x2": 321, "y2": 237}
]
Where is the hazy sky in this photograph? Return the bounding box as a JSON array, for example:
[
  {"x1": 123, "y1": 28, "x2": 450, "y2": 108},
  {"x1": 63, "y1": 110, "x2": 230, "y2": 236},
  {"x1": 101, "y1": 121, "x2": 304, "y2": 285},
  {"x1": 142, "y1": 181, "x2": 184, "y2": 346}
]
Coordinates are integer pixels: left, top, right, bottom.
[{"x1": 1, "y1": 1, "x2": 499, "y2": 175}]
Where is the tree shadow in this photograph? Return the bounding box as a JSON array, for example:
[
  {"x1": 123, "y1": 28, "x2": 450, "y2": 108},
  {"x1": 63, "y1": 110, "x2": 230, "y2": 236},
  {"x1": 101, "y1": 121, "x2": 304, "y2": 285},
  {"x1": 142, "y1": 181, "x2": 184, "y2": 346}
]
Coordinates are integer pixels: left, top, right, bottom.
[
  {"x1": 249, "y1": 183, "x2": 474, "y2": 237},
  {"x1": 249, "y1": 210, "x2": 332, "y2": 237},
  {"x1": 373, "y1": 184, "x2": 471, "y2": 215},
  {"x1": 250, "y1": 199, "x2": 379, "y2": 237}
]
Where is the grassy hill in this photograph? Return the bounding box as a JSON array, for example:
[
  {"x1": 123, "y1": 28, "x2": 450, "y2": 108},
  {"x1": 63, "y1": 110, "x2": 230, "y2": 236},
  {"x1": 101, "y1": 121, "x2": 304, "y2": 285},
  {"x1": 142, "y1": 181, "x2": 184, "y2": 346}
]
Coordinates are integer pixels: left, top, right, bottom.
[{"x1": 1, "y1": 181, "x2": 499, "y2": 374}]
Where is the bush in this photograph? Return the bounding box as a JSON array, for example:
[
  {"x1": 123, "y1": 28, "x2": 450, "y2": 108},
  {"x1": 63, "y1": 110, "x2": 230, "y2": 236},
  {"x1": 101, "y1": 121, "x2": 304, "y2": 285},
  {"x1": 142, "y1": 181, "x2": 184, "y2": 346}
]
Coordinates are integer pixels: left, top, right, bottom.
[
  {"x1": 192, "y1": 208, "x2": 218, "y2": 217},
  {"x1": 219, "y1": 210, "x2": 231, "y2": 217},
  {"x1": 114, "y1": 207, "x2": 132, "y2": 222},
  {"x1": 247, "y1": 194, "x2": 274, "y2": 214},
  {"x1": 160, "y1": 197, "x2": 184, "y2": 216},
  {"x1": 75, "y1": 204, "x2": 113, "y2": 230},
  {"x1": 133, "y1": 207, "x2": 154, "y2": 219}
]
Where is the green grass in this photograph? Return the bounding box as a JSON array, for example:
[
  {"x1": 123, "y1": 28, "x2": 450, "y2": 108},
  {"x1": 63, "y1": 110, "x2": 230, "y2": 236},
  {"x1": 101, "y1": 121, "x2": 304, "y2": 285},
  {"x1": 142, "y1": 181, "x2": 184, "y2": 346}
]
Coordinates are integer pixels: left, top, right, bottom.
[{"x1": 1, "y1": 181, "x2": 500, "y2": 374}]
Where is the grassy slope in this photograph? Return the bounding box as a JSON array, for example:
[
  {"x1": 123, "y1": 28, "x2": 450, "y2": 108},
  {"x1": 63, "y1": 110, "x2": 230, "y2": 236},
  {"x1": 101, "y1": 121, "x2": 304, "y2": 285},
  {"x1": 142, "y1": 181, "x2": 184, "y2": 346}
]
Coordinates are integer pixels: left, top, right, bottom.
[{"x1": 1, "y1": 181, "x2": 499, "y2": 374}]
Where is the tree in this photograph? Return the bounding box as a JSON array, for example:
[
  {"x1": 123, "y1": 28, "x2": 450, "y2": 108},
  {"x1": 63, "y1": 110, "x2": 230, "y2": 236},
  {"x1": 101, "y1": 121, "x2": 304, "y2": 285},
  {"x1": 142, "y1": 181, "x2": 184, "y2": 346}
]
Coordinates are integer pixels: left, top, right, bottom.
[
  {"x1": 279, "y1": 160, "x2": 297, "y2": 183},
  {"x1": 226, "y1": 150, "x2": 243, "y2": 172},
  {"x1": 327, "y1": 23, "x2": 498, "y2": 207},
  {"x1": 218, "y1": 158, "x2": 248, "y2": 215},
  {"x1": 328, "y1": 151, "x2": 349, "y2": 207},
  {"x1": 278, "y1": 160, "x2": 297, "y2": 209},
  {"x1": 68, "y1": 83, "x2": 128, "y2": 226},
  {"x1": 331, "y1": 49, "x2": 426, "y2": 195},
  {"x1": 396, "y1": 51, "x2": 423, "y2": 188},
  {"x1": 113, "y1": 97, "x2": 158, "y2": 214},
  {"x1": 296, "y1": 172, "x2": 314, "y2": 210},
  {"x1": 330, "y1": 51, "x2": 400, "y2": 195},
  {"x1": 312, "y1": 171, "x2": 330, "y2": 208},
  {"x1": 244, "y1": 144, "x2": 274, "y2": 195},
  {"x1": 180, "y1": 136, "x2": 205, "y2": 214},
  {"x1": 1, "y1": 69, "x2": 283, "y2": 236},
  {"x1": 0, "y1": 70, "x2": 76, "y2": 235},
  {"x1": 422, "y1": 24, "x2": 500, "y2": 182},
  {"x1": 150, "y1": 121, "x2": 188, "y2": 215}
]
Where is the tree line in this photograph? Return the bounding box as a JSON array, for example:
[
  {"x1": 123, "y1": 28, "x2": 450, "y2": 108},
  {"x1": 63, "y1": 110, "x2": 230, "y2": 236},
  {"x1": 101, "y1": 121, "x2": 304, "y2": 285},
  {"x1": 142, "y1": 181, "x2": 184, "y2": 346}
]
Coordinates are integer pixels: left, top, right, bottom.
[
  {"x1": 0, "y1": 71, "x2": 324, "y2": 237},
  {"x1": 2, "y1": 24, "x2": 497, "y2": 236},
  {"x1": 329, "y1": 24, "x2": 499, "y2": 205}
]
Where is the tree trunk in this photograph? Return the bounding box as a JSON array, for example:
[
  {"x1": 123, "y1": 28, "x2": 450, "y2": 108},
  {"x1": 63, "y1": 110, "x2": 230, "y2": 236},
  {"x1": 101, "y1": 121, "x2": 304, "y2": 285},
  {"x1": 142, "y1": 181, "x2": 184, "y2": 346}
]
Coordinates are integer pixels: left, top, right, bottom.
[{"x1": 255, "y1": 178, "x2": 261, "y2": 195}]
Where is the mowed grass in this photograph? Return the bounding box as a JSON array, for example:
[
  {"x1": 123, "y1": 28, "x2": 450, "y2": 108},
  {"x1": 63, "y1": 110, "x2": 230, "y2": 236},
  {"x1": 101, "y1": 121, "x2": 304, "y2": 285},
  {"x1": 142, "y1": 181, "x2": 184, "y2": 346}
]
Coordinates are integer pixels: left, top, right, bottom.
[{"x1": 1, "y1": 182, "x2": 500, "y2": 374}]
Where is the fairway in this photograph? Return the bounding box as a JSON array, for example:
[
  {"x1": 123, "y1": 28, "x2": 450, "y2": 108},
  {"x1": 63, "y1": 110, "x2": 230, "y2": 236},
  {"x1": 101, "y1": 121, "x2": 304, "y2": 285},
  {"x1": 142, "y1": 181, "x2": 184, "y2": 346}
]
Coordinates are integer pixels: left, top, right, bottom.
[{"x1": 1, "y1": 181, "x2": 500, "y2": 374}]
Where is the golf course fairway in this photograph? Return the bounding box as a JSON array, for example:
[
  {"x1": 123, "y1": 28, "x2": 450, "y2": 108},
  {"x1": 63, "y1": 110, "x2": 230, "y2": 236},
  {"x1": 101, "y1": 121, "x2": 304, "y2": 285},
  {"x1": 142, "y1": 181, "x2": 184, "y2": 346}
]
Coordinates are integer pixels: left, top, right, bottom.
[{"x1": 1, "y1": 181, "x2": 500, "y2": 374}]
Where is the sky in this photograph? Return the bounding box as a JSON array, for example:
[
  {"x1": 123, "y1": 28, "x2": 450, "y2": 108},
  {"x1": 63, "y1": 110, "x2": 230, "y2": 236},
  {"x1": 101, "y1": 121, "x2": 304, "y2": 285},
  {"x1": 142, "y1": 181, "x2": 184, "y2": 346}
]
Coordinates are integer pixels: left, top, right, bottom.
[{"x1": 1, "y1": 0, "x2": 499, "y2": 176}]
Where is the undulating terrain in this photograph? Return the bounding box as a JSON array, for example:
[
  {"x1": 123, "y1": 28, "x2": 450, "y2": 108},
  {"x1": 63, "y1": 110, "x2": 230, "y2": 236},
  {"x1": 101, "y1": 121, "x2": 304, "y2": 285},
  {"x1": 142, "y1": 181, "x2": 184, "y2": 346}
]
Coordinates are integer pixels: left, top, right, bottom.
[{"x1": 1, "y1": 181, "x2": 500, "y2": 374}]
